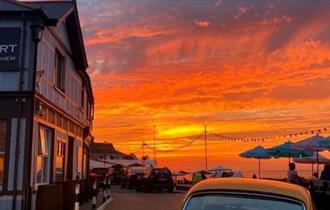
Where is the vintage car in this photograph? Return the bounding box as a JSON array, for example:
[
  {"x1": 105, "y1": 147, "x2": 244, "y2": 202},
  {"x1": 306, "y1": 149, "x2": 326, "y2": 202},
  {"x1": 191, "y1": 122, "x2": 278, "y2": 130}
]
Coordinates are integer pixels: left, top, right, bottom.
[{"x1": 181, "y1": 178, "x2": 314, "y2": 210}]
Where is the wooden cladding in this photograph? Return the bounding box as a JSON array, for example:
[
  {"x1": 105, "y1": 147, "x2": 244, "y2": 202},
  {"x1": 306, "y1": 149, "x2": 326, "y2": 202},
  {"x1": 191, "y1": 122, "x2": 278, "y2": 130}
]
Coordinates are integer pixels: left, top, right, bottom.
[{"x1": 35, "y1": 102, "x2": 83, "y2": 139}]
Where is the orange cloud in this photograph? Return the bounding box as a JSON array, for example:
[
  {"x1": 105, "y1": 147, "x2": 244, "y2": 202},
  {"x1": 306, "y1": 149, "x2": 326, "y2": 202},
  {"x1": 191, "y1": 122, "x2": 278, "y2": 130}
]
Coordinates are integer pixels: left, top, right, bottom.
[
  {"x1": 78, "y1": 0, "x2": 330, "y2": 173},
  {"x1": 193, "y1": 19, "x2": 210, "y2": 28}
]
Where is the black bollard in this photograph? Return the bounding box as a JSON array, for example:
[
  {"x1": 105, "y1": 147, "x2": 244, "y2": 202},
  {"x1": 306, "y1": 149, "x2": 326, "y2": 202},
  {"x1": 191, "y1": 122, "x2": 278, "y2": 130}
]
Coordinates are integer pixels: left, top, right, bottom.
[
  {"x1": 102, "y1": 176, "x2": 107, "y2": 203},
  {"x1": 106, "y1": 175, "x2": 111, "y2": 199},
  {"x1": 92, "y1": 178, "x2": 97, "y2": 209},
  {"x1": 75, "y1": 175, "x2": 80, "y2": 210}
]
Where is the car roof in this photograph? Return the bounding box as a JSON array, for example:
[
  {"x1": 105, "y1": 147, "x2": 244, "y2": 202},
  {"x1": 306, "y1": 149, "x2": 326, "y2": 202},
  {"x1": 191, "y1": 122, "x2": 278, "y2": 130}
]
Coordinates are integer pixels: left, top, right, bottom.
[{"x1": 186, "y1": 178, "x2": 312, "y2": 208}]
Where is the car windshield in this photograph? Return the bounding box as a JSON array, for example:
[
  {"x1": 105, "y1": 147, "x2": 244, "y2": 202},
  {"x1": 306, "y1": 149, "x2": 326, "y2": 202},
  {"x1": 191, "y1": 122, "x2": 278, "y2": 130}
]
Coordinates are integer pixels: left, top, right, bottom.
[{"x1": 184, "y1": 193, "x2": 304, "y2": 210}]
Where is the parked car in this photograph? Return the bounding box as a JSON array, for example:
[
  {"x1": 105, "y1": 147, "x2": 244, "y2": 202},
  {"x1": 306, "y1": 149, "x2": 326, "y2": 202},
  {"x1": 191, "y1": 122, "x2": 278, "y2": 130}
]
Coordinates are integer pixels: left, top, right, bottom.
[
  {"x1": 121, "y1": 165, "x2": 145, "y2": 189},
  {"x1": 136, "y1": 167, "x2": 175, "y2": 192},
  {"x1": 181, "y1": 178, "x2": 314, "y2": 210},
  {"x1": 111, "y1": 164, "x2": 126, "y2": 184},
  {"x1": 90, "y1": 167, "x2": 112, "y2": 178}
]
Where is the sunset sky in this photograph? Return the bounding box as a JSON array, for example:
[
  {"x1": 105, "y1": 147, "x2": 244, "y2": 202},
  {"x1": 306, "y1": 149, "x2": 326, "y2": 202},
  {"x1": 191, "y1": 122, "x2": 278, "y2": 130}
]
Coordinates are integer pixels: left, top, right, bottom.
[{"x1": 76, "y1": 0, "x2": 330, "y2": 175}]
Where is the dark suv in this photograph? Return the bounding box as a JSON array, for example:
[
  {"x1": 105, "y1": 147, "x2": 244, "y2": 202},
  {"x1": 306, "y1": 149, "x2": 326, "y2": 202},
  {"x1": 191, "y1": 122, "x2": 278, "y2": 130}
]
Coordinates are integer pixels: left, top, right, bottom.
[
  {"x1": 136, "y1": 167, "x2": 174, "y2": 192},
  {"x1": 121, "y1": 166, "x2": 145, "y2": 189}
]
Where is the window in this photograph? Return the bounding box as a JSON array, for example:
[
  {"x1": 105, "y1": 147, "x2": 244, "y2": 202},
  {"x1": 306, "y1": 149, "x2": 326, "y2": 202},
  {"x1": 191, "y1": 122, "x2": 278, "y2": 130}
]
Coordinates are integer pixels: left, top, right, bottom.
[
  {"x1": 83, "y1": 147, "x2": 88, "y2": 178},
  {"x1": 76, "y1": 146, "x2": 83, "y2": 178},
  {"x1": 184, "y1": 193, "x2": 304, "y2": 210},
  {"x1": 36, "y1": 126, "x2": 52, "y2": 184},
  {"x1": 0, "y1": 121, "x2": 7, "y2": 189},
  {"x1": 55, "y1": 141, "x2": 65, "y2": 182},
  {"x1": 81, "y1": 83, "x2": 85, "y2": 108},
  {"x1": 55, "y1": 49, "x2": 65, "y2": 92}
]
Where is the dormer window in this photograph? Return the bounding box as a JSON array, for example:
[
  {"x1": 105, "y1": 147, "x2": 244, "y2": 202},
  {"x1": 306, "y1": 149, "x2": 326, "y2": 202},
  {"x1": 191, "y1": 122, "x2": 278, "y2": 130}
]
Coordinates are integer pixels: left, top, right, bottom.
[{"x1": 55, "y1": 49, "x2": 65, "y2": 92}]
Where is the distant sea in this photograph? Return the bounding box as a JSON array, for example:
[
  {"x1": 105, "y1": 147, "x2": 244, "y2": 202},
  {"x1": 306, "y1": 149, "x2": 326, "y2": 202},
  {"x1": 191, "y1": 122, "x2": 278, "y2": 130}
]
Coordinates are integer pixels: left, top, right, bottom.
[{"x1": 242, "y1": 169, "x2": 314, "y2": 179}]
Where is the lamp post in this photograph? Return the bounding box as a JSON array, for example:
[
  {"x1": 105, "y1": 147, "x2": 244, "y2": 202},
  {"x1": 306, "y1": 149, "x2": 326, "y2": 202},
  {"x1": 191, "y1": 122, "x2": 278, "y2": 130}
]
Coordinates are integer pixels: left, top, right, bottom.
[
  {"x1": 153, "y1": 126, "x2": 156, "y2": 162},
  {"x1": 204, "y1": 125, "x2": 208, "y2": 171},
  {"x1": 103, "y1": 141, "x2": 106, "y2": 168}
]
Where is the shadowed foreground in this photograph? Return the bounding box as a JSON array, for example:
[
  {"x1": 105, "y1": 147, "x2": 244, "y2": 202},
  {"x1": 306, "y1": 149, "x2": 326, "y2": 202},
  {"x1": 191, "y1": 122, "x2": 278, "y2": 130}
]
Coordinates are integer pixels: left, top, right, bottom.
[{"x1": 105, "y1": 187, "x2": 185, "y2": 210}]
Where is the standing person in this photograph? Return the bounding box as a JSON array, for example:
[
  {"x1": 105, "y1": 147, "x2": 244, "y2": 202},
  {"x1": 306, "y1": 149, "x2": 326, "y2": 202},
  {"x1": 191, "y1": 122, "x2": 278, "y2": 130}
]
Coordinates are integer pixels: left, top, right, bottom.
[
  {"x1": 320, "y1": 164, "x2": 330, "y2": 180},
  {"x1": 201, "y1": 171, "x2": 207, "y2": 180},
  {"x1": 192, "y1": 172, "x2": 202, "y2": 184}
]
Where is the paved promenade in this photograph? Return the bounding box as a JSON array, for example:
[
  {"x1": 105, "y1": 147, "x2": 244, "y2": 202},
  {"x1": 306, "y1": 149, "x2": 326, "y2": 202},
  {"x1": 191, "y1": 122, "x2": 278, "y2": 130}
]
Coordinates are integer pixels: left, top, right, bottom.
[{"x1": 104, "y1": 186, "x2": 185, "y2": 210}]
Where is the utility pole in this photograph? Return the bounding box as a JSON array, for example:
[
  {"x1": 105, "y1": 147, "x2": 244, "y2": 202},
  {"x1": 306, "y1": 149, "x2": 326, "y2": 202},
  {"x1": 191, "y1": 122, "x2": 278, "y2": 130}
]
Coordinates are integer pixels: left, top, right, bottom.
[
  {"x1": 104, "y1": 141, "x2": 106, "y2": 168},
  {"x1": 204, "y1": 125, "x2": 208, "y2": 171},
  {"x1": 142, "y1": 140, "x2": 145, "y2": 158},
  {"x1": 153, "y1": 125, "x2": 156, "y2": 162}
]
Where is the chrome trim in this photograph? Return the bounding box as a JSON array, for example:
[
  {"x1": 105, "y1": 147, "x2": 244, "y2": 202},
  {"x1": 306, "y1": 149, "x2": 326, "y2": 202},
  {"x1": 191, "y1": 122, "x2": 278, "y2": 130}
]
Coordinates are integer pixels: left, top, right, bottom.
[{"x1": 182, "y1": 191, "x2": 306, "y2": 210}]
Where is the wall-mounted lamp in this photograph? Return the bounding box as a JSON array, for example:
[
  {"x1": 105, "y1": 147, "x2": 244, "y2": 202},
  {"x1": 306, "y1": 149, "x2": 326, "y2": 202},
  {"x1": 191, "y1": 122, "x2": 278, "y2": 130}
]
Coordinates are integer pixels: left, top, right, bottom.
[
  {"x1": 30, "y1": 24, "x2": 44, "y2": 42},
  {"x1": 36, "y1": 102, "x2": 45, "y2": 117}
]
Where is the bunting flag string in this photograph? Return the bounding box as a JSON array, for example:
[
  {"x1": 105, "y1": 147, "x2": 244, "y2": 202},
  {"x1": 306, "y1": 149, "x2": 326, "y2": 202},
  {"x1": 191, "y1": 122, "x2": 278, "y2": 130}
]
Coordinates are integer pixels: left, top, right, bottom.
[
  {"x1": 208, "y1": 127, "x2": 329, "y2": 143},
  {"x1": 130, "y1": 126, "x2": 330, "y2": 154},
  {"x1": 144, "y1": 134, "x2": 204, "y2": 153}
]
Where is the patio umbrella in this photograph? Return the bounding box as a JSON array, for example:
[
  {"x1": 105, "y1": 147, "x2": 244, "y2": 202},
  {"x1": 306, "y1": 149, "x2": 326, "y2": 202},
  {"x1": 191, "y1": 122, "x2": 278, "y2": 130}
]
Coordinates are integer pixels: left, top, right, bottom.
[
  {"x1": 293, "y1": 135, "x2": 330, "y2": 174},
  {"x1": 293, "y1": 153, "x2": 330, "y2": 164},
  {"x1": 239, "y1": 145, "x2": 271, "y2": 178},
  {"x1": 293, "y1": 153, "x2": 330, "y2": 174},
  {"x1": 266, "y1": 141, "x2": 313, "y2": 163}
]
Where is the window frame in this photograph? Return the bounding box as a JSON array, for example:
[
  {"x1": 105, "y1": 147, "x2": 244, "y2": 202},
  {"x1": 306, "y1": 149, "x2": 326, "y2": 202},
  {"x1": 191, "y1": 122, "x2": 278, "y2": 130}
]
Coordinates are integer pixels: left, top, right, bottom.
[
  {"x1": 55, "y1": 140, "x2": 66, "y2": 182},
  {"x1": 76, "y1": 146, "x2": 83, "y2": 179},
  {"x1": 82, "y1": 146, "x2": 88, "y2": 179},
  {"x1": 55, "y1": 48, "x2": 66, "y2": 93},
  {"x1": 0, "y1": 119, "x2": 9, "y2": 191},
  {"x1": 81, "y1": 82, "x2": 85, "y2": 109},
  {"x1": 35, "y1": 125, "x2": 54, "y2": 187}
]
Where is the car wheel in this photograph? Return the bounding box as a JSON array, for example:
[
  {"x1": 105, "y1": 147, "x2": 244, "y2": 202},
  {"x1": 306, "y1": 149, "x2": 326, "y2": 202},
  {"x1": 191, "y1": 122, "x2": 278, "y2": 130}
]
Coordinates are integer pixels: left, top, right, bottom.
[{"x1": 144, "y1": 184, "x2": 152, "y2": 193}]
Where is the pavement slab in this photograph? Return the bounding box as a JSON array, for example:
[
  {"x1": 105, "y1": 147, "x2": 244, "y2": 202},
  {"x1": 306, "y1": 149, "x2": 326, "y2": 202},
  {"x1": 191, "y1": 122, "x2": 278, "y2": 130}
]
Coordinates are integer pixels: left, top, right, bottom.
[{"x1": 105, "y1": 186, "x2": 185, "y2": 210}]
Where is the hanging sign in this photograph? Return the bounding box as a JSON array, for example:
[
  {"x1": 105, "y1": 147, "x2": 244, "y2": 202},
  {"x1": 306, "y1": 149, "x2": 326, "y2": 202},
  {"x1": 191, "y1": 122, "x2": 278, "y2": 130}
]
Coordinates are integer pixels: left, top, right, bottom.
[{"x1": 0, "y1": 28, "x2": 21, "y2": 70}]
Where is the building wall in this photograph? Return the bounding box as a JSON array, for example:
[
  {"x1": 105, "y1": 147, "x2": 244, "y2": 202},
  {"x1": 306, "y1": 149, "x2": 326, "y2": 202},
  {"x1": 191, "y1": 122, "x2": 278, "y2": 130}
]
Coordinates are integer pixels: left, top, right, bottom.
[
  {"x1": 0, "y1": 13, "x2": 93, "y2": 210},
  {"x1": 30, "y1": 20, "x2": 92, "y2": 189},
  {"x1": 0, "y1": 18, "x2": 35, "y2": 92},
  {"x1": 36, "y1": 27, "x2": 90, "y2": 126},
  {"x1": 0, "y1": 15, "x2": 37, "y2": 210},
  {"x1": 0, "y1": 96, "x2": 33, "y2": 210}
]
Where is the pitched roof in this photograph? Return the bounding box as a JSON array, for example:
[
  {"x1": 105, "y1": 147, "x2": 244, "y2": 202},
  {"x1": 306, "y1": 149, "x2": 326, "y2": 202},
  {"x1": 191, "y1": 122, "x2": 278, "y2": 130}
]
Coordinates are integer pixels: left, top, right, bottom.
[
  {"x1": 0, "y1": 0, "x2": 36, "y2": 11},
  {"x1": 25, "y1": 1, "x2": 74, "y2": 20},
  {"x1": 91, "y1": 143, "x2": 126, "y2": 156}
]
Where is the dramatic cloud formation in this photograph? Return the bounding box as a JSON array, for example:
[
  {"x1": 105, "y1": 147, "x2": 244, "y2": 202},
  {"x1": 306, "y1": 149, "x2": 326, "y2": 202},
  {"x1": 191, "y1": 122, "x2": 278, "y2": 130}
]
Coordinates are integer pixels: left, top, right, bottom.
[{"x1": 77, "y1": 0, "x2": 330, "y2": 174}]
